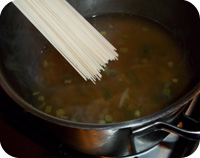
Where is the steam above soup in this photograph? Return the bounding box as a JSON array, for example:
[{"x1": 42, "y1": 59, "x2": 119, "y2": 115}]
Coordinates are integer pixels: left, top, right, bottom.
[{"x1": 32, "y1": 14, "x2": 193, "y2": 124}]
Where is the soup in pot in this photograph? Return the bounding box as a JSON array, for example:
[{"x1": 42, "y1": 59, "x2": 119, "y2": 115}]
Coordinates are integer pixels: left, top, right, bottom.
[{"x1": 31, "y1": 14, "x2": 194, "y2": 124}]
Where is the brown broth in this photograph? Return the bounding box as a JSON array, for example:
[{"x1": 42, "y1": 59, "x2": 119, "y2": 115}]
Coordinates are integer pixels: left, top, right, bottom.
[{"x1": 32, "y1": 14, "x2": 193, "y2": 124}]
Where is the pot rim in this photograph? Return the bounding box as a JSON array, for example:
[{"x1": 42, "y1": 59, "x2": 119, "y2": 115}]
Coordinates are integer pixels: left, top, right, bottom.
[{"x1": 1, "y1": 70, "x2": 200, "y2": 130}]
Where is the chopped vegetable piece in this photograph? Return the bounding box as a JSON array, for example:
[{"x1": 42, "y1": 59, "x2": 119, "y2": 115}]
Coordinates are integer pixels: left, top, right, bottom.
[
  {"x1": 40, "y1": 102, "x2": 46, "y2": 107},
  {"x1": 45, "y1": 105, "x2": 52, "y2": 113},
  {"x1": 119, "y1": 88, "x2": 129, "y2": 108},
  {"x1": 38, "y1": 102, "x2": 46, "y2": 110},
  {"x1": 163, "y1": 87, "x2": 171, "y2": 97},
  {"x1": 99, "y1": 119, "x2": 106, "y2": 124},
  {"x1": 109, "y1": 24, "x2": 114, "y2": 29},
  {"x1": 172, "y1": 78, "x2": 179, "y2": 83},
  {"x1": 119, "y1": 47, "x2": 128, "y2": 53},
  {"x1": 103, "y1": 66, "x2": 110, "y2": 75},
  {"x1": 105, "y1": 115, "x2": 113, "y2": 123},
  {"x1": 134, "y1": 110, "x2": 141, "y2": 117},
  {"x1": 38, "y1": 96, "x2": 45, "y2": 102},
  {"x1": 100, "y1": 31, "x2": 107, "y2": 36},
  {"x1": 64, "y1": 79, "x2": 72, "y2": 84},
  {"x1": 32, "y1": 91, "x2": 40, "y2": 96},
  {"x1": 56, "y1": 109, "x2": 65, "y2": 117},
  {"x1": 110, "y1": 72, "x2": 118, "y2": 77},
  {"x1": 168, "y1": 61, "x2": 174, "y2": 68},
  {"x1": 43, "y1": 60, "x2": 48, "y2": 68}
]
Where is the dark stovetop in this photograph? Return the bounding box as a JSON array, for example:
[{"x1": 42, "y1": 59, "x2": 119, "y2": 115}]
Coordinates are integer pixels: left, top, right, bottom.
[{"x1": 0, "y1": 86, "x2": 199, "y2": 158}]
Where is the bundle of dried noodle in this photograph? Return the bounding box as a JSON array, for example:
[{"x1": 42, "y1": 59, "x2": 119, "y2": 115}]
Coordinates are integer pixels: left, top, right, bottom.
[{"x1": 13, "y1": 0, "x2": 118, "y2": 83}]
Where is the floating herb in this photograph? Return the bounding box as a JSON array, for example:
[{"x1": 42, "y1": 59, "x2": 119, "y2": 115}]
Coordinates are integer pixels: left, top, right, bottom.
[
  {"x1": 43, "y1": 60, "x2": 48, "y2": 68},
  {"x1": 56, "y1": 109, "x2": 65, "y2": 117},
  {"x1": 109, "y1": 72, "x2": 118, "y2": 77},
  {"x1": 100, "y1": 31, "x2": 107, "y2": 36},
  {"x1": 32, "y1": 91, "x2": 40, "y2": 96},
  {"x1": 38, "y1": 96, "x2": 45, "y2": 102},
  {"x1": 64, "y1": 79, "x2": 72, "y2": 84},
  {"x1": 163, "y1": 87, "x2": 171, "y2": 97},
  {"x1": 119, "y1": 88, "x2": 129, "y2": 108},
  {"x1": 134, "y1": 110, "x2": 141, "y2": 117},
  {"x1": 38, "y1": 102, "x2": 46, "y2": 110},
  {"x1": 109, "y1": 24, "x2": 114, "y2": 29},
  {"x1": 105, "y1": 115, "x2": 113, "y2": 123},
  {"x1": 98, "y1": 119, "x2": 106, "y2": 124},
  {"x1": 45, "y1": 105, "x2": 52, "y2": 113},
  {"x1": 168, "y1": 61, "x2": 174, "y2": 68},
  {"x1": 172, "y1": 78, "x2": 179, "y2": 83}
]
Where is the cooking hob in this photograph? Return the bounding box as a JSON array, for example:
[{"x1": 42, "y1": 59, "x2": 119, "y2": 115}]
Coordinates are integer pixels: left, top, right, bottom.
[{"x1": 0, "y1": 86, "x2": 199, "y2": 158}]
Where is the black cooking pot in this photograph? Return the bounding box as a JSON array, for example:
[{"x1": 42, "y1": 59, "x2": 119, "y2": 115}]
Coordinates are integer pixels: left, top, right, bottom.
[{"x1": 1, "y1": 0, "x2": 200, "y2": 157}]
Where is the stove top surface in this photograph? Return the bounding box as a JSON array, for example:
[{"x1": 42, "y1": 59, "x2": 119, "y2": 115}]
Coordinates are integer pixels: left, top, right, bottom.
[{"x1": 0, "y1": 87, "x2": 199, "y2": 158}]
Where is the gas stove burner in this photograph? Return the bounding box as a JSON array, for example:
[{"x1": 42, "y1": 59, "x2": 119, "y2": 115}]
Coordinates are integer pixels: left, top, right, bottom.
[{"x1": 101, "y1": 133, "x2": 199, "y2": 158}]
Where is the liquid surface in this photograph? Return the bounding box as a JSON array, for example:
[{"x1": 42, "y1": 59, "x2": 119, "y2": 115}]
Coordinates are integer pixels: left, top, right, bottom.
[{"x1": 32, "y1": 14, "x2": 193, "y2": 124}]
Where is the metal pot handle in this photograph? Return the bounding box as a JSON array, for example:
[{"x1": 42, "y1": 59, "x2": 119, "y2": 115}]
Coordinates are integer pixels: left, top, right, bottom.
[
  {"x1": 132, "y1": 117, "x2": 200, "y2": 140},
  {"x1": 132, "y1": 95, "x2": 200, "y2": 140}
]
